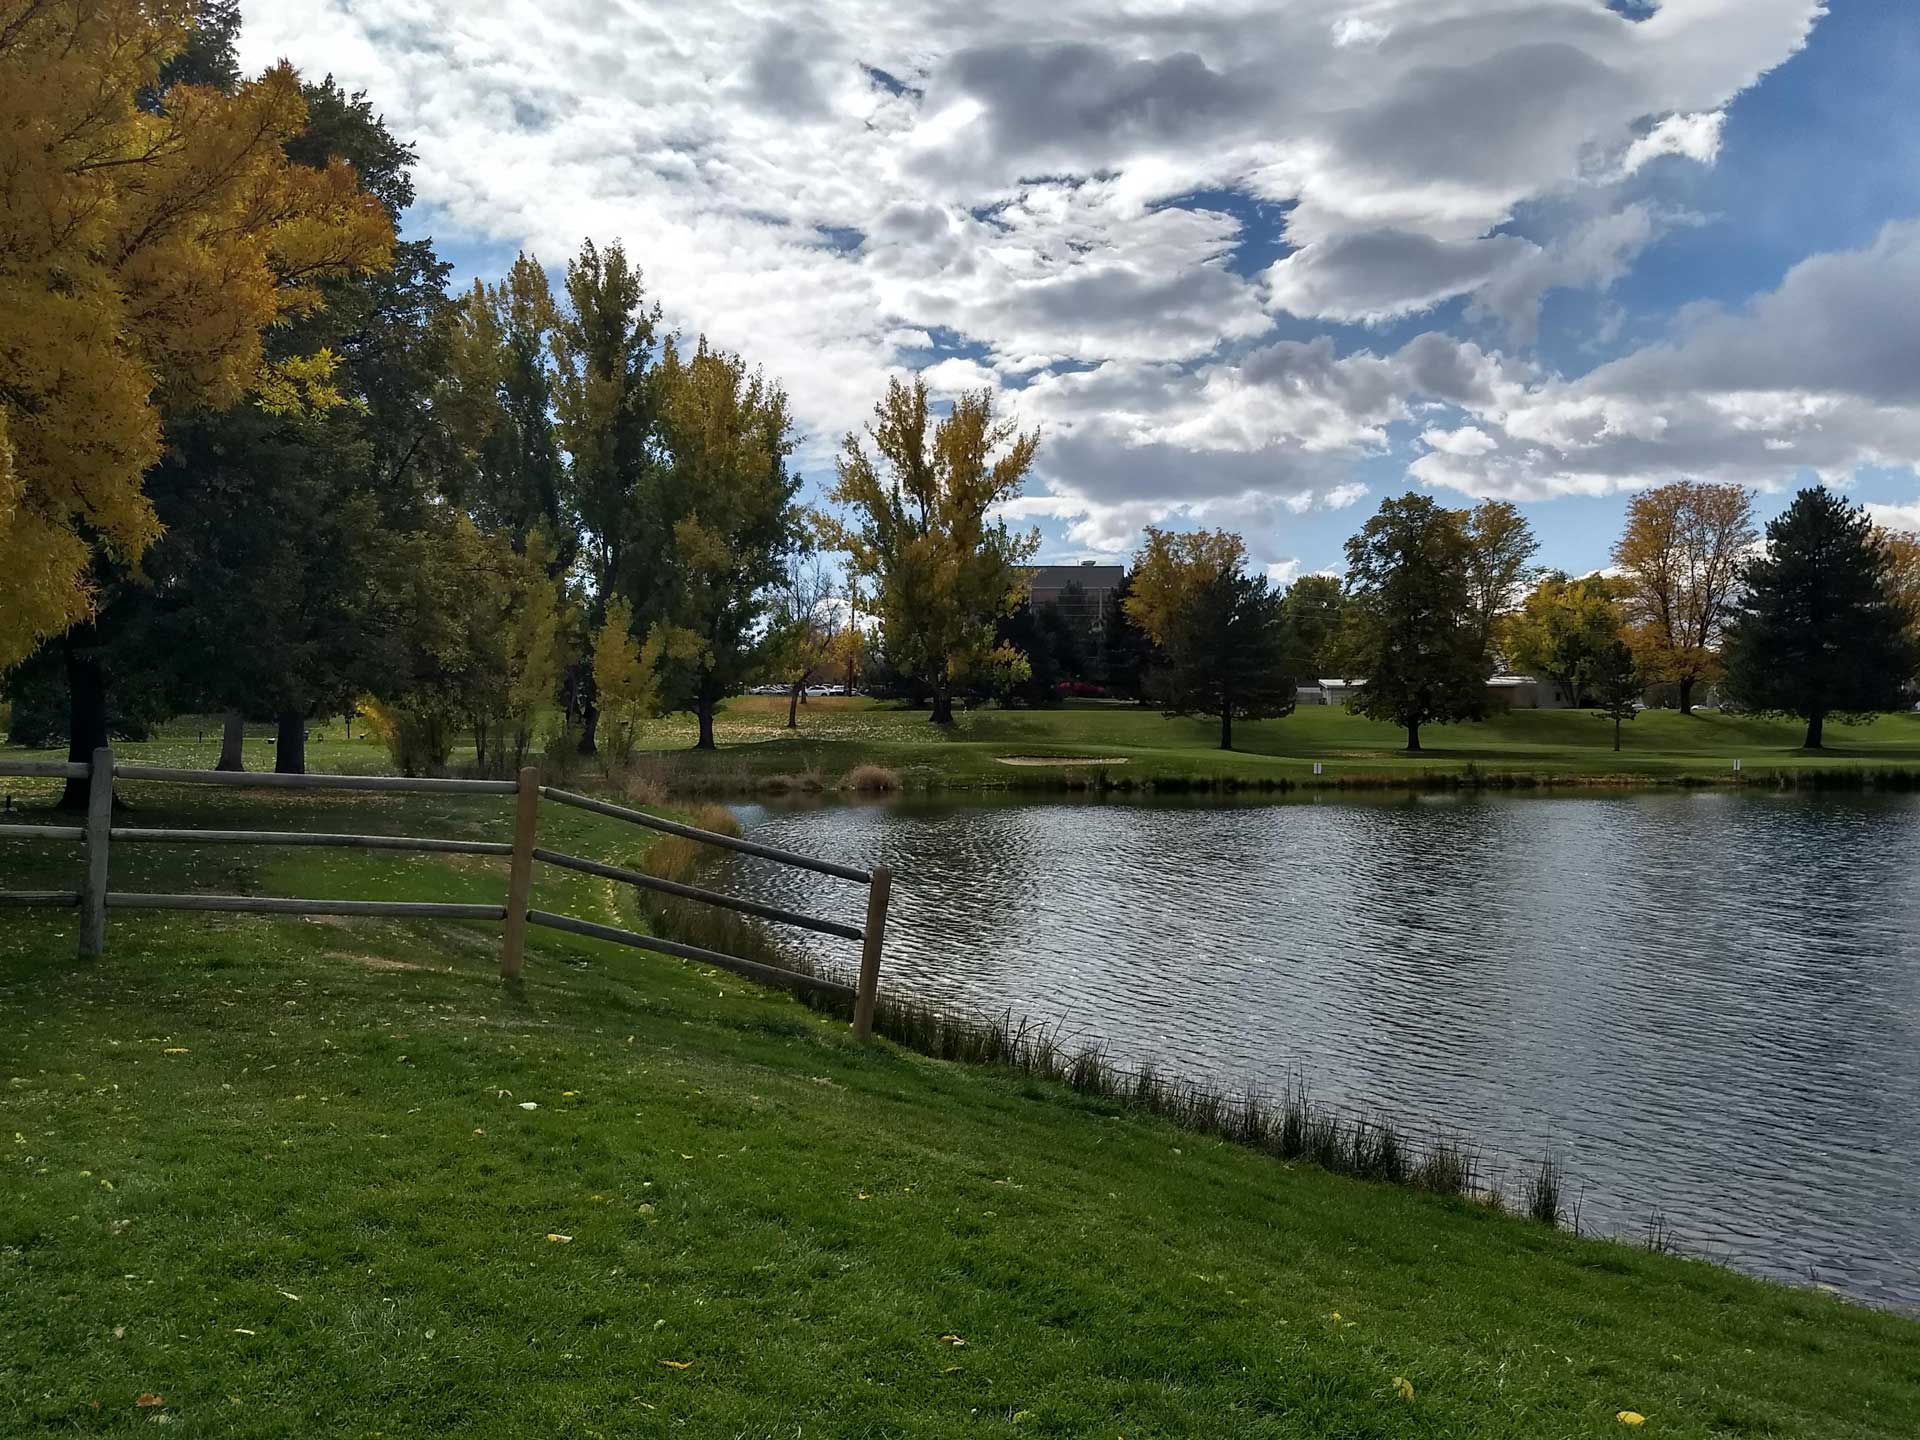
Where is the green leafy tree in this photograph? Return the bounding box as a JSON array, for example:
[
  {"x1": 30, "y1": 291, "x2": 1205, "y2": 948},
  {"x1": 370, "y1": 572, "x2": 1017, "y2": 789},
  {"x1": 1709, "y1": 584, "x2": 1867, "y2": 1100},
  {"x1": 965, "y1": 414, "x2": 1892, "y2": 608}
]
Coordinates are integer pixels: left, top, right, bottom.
[
  {"x1": 1502, "y1": 573, "x2": 1626, "y2": 707},
  {"x1": 830, "y1": 377, "x2": 1039, "y2": 724},
  {"x1": 461, "y1": 526, "x2": 567, "y2": 776},
  {"x1": 73, "y1": 69, "x2": 438, "y2": 784},
  {"x1": 443, "y1": 254, "x2": 571, "y2": 553},
  {"x1": 1588, "y1": 639, "x2": 1643, "y2": 752},
  {"x1": 1283, "y1": 573, "x2": 1347, "y2": 678},
  {"x1": 651, "y1": 338, "x2": 802, "y2": 749},
  {"x1": 764, "y1": 548, "x2": 840, "y2": 728},
  {"x1": 993, "y1": 598, "x2": 1085, "y2": 705},
  {"x1": 1722, "y1": 487, "x2": 1918, "y2": 749},
  {"x1": 1101, "y1": 574, "x2": 1152, "y2": 702},
  {"x1": 1339, "y1": 493, "x2": 1489, "y2": 752},
  {"x1": 550, "y1": 239, "x2": 661, "y2": 750},
  {"x1": 1460, "y1": 499, "x2": 1540, "y2": 664},
  {"x1": 1152, "y1": 567, "x2": 1296, "y2": 750}
]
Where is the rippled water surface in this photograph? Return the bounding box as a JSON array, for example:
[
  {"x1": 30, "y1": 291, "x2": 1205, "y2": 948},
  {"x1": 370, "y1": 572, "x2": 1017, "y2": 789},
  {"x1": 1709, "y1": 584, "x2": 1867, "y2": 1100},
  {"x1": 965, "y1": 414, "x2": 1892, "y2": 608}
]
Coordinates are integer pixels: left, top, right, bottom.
[{"x1": 725, "y1": 791, "x2": 1920, "y2": 1308}]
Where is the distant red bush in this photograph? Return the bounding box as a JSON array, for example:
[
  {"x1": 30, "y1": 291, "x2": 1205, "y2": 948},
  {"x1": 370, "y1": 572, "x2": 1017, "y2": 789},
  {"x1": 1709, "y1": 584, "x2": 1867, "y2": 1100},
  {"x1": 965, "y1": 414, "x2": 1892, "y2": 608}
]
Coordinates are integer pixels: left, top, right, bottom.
[{"x1": 1055, "y1": 680, "x2": 1109, "y2": 698}]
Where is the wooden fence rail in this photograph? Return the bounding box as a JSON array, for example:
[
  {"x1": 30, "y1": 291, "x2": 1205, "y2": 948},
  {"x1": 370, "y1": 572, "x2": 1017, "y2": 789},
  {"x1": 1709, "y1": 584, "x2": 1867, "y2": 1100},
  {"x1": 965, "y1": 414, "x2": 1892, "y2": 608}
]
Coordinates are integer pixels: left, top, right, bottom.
[{"x1": 0, "y1": 751, "x2": 892, "y2": 1037}]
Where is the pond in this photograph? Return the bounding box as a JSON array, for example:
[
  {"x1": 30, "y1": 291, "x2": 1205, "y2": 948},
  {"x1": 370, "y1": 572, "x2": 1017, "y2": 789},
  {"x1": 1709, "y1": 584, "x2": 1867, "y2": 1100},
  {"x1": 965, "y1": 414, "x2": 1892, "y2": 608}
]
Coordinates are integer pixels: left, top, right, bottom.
[{"x1": 723, "y1": 789, "x2": 1920, "y2": 1309}]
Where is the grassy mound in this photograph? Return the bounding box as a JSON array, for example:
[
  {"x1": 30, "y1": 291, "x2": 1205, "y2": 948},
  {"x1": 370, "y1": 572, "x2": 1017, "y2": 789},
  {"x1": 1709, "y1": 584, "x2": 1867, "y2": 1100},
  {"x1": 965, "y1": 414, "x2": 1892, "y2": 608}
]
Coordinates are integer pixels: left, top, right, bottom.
[{"x1": 1, "y1": 788, "x2": 1915, "y2": 1436}]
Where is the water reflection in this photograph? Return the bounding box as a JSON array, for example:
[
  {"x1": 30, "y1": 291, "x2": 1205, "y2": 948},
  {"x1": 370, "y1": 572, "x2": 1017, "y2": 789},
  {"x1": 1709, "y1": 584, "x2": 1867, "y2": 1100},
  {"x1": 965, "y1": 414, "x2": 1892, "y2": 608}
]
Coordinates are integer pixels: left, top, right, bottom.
[{"x1": 725, "y1": 790, "x2": 1920, "y2": 1309}]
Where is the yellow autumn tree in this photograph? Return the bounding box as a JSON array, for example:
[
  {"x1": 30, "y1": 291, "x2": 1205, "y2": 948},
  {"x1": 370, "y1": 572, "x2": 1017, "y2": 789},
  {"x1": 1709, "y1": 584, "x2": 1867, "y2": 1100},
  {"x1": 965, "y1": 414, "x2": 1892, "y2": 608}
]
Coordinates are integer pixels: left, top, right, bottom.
[
  {"x1": 1123, "y1": 527, "x2": 1249, "y2": 646},
  {"x1": 1878, "y1": 529, "x2": 1920, "y2": 651},
  {"x1": 464, "y1": 525, "x2": 567, "y2": 775},
  {"x1": 830, "y1": 377, "x2": 1039, "y2": 724},
  {"x1": 1610, "y1": 481, "x2": 1756, "y2": 713},
  {"x1": 592, "y1": 596, "x2": 666, "y2": 767},
  {"x1": 0, "y1": 0, "x2": 394, "y2": 669}
]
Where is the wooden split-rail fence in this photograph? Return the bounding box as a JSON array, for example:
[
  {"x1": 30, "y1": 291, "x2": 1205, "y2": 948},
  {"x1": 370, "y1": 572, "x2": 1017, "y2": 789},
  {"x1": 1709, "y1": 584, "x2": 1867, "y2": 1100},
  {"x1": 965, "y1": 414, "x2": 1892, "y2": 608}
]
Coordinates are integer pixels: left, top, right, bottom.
[{"x1": 0, "y1": 750, "x2": 893, "y2": 1039}]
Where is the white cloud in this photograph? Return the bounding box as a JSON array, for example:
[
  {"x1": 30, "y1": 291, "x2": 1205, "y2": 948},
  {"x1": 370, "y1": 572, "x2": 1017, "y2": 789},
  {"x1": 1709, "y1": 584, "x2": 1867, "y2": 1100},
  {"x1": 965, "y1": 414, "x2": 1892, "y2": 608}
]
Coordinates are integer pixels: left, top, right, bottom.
[
  {"x1": 1331, "y1": 16, "x2": 1390, "y2": 50},
  {"x1": 235, "y1": 0, "x2": 1837, "y2": 555},
  {"x1": 1323, "y1": 482, "x2": 1370, "y2": 509},
  {"x1": 1266, "y1": 558, "x2": 1303, "y2": 587},
  {"x1": 1267, "y1": 230, "x2": 1541, "y2": 325},
  {"x1": 1410, "y1": 220, "x2": 1920, "y2": 500},
  {"x1": 1420, "y1": 426, "x2": 1498, "y2": 457},
  {"x1": 919, "y1": 357, "x2": 1000, "y2": 396},
  {"x1": 1622, "y1": 110, "x2": 1728, "y2": 174},
  {"x1": 1865, "y1": 502, "x2": 1920, "y2": 534}
]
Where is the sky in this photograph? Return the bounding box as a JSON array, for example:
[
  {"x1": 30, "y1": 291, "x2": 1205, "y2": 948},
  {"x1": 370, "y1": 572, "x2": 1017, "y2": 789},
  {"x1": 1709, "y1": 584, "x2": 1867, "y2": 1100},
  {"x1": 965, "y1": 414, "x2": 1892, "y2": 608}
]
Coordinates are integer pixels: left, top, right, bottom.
[{"x1": 237, "y1": 1, "x2": 1920, "y2": 583}]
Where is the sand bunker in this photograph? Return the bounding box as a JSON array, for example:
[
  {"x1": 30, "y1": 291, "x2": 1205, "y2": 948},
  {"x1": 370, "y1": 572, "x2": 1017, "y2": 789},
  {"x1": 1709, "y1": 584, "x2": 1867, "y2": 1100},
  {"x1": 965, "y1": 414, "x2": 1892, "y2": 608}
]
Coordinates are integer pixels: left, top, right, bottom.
[{"x1": 994, "y1": 755, "x2": 1130, "y2": 766}]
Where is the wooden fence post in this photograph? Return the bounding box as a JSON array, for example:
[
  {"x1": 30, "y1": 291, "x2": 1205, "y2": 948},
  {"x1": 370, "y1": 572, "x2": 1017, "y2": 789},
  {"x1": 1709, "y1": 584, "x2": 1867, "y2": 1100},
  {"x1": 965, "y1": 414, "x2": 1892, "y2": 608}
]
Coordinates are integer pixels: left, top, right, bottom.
[
  {"x1": 78, "y1": 747, "x2": 113, "y2": 958},
  {"x1": 852, "y1": 863, "x2": 891, "y2": 1041},
  {"x1": 500, "y1": 766, "x2": 540, "y2": 978}
]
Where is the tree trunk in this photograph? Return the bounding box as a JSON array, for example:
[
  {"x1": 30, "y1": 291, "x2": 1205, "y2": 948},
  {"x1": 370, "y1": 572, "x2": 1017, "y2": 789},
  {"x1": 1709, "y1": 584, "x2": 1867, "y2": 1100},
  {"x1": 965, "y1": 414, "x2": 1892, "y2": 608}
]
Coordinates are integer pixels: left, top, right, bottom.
[
  {"x1": 578, "y1": 699, "x2": 599, "y2": 756},
  {"x1": 1613, "y1": 715, "x2": 1623, "y2": 752},
  {"x1": 274, "y1": 710, "x2": 307, "y2": 775},
  {"x1": 930, "y1": 680, "x2": 954, "y2": 726},
  {"x1": 1804, "y1": 711, "x2": 1825, "y2": 750},
  {"x1": 60, "y1": 636, "x2": 111, "y2": 811},
  {"x1": 1219, "y1": 704, "x2": 1233, "y2": 751},
  {"x1": 1405, "y1": 721, "x2": 1421, "y2": 753},
  {"x1": 1678, "y1": 676, "x2": 1695, "y2": 716},
  {"x1": 216, "y1": 711, "x2": 246, "y2": 772},
  {"x1": 696, "y1": 703, "x2": 717, "y2": 750},
  {"x1": 787, "y1": 683, "x2": 801, "y2": 729}
]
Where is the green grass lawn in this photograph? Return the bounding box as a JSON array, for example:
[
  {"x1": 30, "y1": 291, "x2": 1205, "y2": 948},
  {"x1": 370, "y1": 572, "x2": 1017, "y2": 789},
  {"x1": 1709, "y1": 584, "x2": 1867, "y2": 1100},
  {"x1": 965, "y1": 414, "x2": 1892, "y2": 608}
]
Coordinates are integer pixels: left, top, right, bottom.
[
  {"x1": 10, "y1": 699, "x2": 1920, "y2": 799},
  {"x1": 2, "y1": 783, "x2": 1917, "y2": 1436},
  {"x1": 618, "y1": 695, "x2": 1920, "y2": 792}
]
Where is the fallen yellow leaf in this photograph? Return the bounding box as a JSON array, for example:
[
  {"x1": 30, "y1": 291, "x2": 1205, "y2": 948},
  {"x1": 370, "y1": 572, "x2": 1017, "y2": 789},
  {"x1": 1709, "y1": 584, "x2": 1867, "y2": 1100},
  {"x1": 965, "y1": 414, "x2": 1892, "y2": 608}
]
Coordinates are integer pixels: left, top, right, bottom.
[
  {"x1": 660, "y1": 1360, "x2": 693, "y2": 1370},
  {"x1": 232, "y1": 1328, "x2": 255, "y2": 1337},
  {"x1": 1393, "y1": 1376, "x2": 1415, "y2": 1401},
  {"x1": 939, "y1": 1334, "x2": 966, "y2": 1347},
  {"x1": 1617, "y1": 1413, "x2": 1646, "y2": 1427},
  {"x1": 546, "y1": 1233, "x2": 572, "y2": 1244},
  {"x1": 135, "y1": 1393, "x2": 164, "y2": 1408},
  {"x1": 942, "y1": 1365, "x2": 963, "y2": 1374},
  {"x1": 162, "y1": 1048, "x2": 188, "y2": 1055}
]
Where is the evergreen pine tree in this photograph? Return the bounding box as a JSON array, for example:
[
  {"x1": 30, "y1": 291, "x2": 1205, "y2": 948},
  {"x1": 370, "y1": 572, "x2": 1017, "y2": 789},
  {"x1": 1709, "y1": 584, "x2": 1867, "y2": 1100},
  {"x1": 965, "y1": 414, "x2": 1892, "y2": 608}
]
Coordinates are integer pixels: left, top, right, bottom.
[
  {"x1": 1723, "y1": 486, "x2": 1918, "y2": 748},
  {"x1": 1152, "y1": 569, "x2": 1296, "y2": 751}
]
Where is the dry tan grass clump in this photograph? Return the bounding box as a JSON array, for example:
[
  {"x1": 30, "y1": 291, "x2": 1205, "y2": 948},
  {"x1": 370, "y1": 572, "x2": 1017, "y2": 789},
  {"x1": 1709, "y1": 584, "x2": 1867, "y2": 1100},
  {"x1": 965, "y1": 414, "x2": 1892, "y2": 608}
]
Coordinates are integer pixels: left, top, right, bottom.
[
  {"x1": 642, "y1": 804, "x2": 744, "y2": 886},
  {"x1": 843, "y1": 764, "x2": 901, "y2": 793}
]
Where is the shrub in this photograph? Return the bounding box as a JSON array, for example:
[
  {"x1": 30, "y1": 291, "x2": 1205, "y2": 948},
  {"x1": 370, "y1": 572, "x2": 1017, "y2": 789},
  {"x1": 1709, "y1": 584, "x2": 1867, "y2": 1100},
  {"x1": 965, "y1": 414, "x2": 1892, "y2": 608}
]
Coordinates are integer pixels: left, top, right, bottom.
[
  {"x1": 358, "y1": 696, "x2": 455, "y2": 777},
  {"x1": 844, "y1": 764, "x2": 901, "y2": 793}
]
